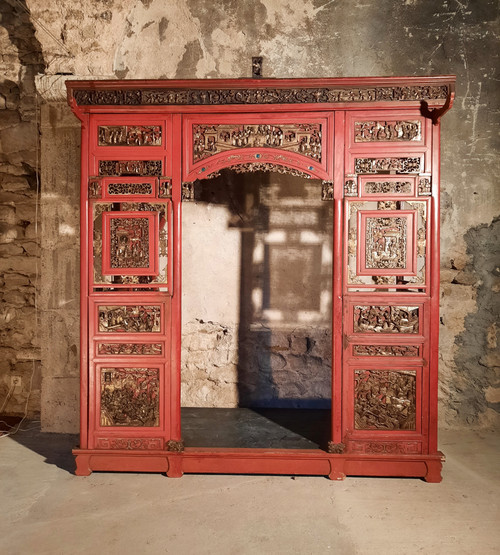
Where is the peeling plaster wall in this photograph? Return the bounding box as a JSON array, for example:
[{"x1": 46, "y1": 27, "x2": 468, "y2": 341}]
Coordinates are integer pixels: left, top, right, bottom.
[{"x1": 0, "y1": 0, "x2": 497, "y2": 431}]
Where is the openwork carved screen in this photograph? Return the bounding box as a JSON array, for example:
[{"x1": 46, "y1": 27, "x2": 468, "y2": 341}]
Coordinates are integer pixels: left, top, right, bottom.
[
  {"x1": 100, "y1": 367, "x2": 160, "y2": 427},
  {"x1": 346, "y1": 199, "x2": 428, "y2": 290},
  {"x1": 354, "y1": 369, "x2": 417, "y2": 430},
  {"x1": 92, "y1": 201, "x2": 170, "y2": 288},
  {"x1": 353, "y1": 305, "x2": 420, "y2": 334},
  {"x1": 98, "y1": 125, "x2": 162, "y2": 146},
  {"x1": 354, "y1": 120, "x2": 421, "y2": 142}
]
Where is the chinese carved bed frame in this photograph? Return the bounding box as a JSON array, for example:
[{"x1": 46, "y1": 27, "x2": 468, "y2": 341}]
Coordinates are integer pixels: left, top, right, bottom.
[{"x1": 67, "y1": 75, "x2": 455, "y2": 481}]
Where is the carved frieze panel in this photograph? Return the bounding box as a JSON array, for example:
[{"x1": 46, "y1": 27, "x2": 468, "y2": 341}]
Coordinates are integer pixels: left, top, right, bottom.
[
  {"x1": 193, "y1": 123, "x2": 322, "y2": 162},
  {"x1": 354, "y1": 369, "x2": 417, "y2": 430},
  {"x1": 348, "y1": 440, "x2": 421, "y2": 454},
  {"x1": 98, "y1": 305, "x2": 161, "y2": 333},
  {"x1": 364, "y1": 180, "x2": 413, "y2": 195},
  {"x1": 354, "y1": 120, "x2": 421, "y2": 142},
  {"x1": 353, "y1": 305, "x2": 420, "y2": 334},
  {"x1": 346, "y1": 200, "x2": 427, "y2": 290},
  {"x1": 108, "y1": 182, "x2": 154, "y2": 195},
  {"x1": 353, "y1": 345, "x2": 419, "y2": 357},
  {"x1": 355, "y1": 157, "x2": 421, "y2": 174},
  {"x1": 97, "y1": 343, "x2": 163, "y2": 356},
  {"x1": 98, "y1": 160, "x2": 162, "y2": 176},
  {"x1": 72, "y1": 84, "x2": 449, "y2": 106},
  {"x1": 96, "y1": 437, "x2": 163, "y2": 449},
  {"x1": 98, "y1": 125, "x2": 162, "y2": 146},
  {"x1": 92, "y1": 202, "x2": 170, "y2": 288},
  {"x1": 231, "y1": 162, "x2": 312, "y2": 179},
  {"x1": 100, "y1": 367, "x2": 160, "y2": 427}
]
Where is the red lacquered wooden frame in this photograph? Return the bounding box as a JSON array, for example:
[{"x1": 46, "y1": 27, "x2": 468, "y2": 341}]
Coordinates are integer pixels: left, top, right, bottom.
[{"x1": 67, "y1": 76, "x2": 455, "y2": 481}]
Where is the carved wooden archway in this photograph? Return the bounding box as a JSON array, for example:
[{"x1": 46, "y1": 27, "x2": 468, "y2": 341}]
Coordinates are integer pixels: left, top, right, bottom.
[{"x1": 67, "y1": 76, "x2": 455, "y2": 480}]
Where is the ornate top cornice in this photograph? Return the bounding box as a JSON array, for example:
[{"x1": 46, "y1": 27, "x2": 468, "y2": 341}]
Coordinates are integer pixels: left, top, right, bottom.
[{"x1": 66, "y1": 76, "x2": 456, "y2": 110}]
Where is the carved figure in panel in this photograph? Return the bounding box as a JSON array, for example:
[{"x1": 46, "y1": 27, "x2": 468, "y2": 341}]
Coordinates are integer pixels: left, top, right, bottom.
[
  {"x1": 98, "y1": 125, "x2": 162, "y2": 146},
  {"x1": 98, "y1": 305, "x2": 161, "y2": 333},
  {"x1": 98, "y1": 160, "x2": 162, "y2": 176},
  {"x1": 193, "y1": 123, "x2": 322, "y2": 162},
  {"x1": 89, "y1": 179, "x2": 102, "y2": 199},
  {"x1": 322, "y1": 181, "x2": 334, "y2": 200},
  {"x1": 97, "y1": 343, "x2": 163, "y2": 356},
  {"x1": 100, "y1": 368, "x2": 160, "y2": 427},
  {"x1": 354, "y1": 369, "x2": 417, "y2": 430},
  {"x1": 181, "y1": 182, "x2": 195, "y2": 201},
  {"x1": 365, "y1": 181, "x2": 412, "y2": 194},
  {"x1": 73, "y1": 85, "x2": 449, "y2": 106},
  {"x1": 353, "y1": 345, "x2": 419, "y2": 357},
  {"x1": 353, "y1": 305, "x2": 420, "y2": 334},
  {"x1": 108, "y1": 182, "x2": 153, "y2": 195},
  {"x1": 158, "y1": 179, "x2": 172, "y2": 198},
  {"x1": 109, "y1": 217, "x2": 150, "y2": 269},
  {"x1": 344, "y1": 179, "x2": 358, "y2": 197},
  {"x1": 354, "y1": 120, "x2": 421, "y2": 142},
  {"x1": 355, "y1": 157, "x2": 421, "y2": 174},
  {"x1": 418, "y1": 177, "x2": 432, "y2": 195},
  {"x1": 365, "y1": 216, "x2": 407, "y2": 270}
]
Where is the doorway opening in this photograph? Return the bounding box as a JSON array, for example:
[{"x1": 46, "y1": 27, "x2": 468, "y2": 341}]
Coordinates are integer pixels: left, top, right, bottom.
[{"x1": 181, "y1": 169, "x2": 333, "y2": 449}]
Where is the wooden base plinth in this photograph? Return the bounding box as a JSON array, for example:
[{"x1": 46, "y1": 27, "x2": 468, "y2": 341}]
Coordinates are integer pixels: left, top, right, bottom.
[{"x1": 73, "y1": 448, "x2": 445, "y2": 482}]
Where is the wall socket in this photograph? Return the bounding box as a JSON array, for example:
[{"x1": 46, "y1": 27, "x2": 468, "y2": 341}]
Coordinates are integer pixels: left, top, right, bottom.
[{"x1": 11, "y1": 376, "x2": 22, "y2": 392}]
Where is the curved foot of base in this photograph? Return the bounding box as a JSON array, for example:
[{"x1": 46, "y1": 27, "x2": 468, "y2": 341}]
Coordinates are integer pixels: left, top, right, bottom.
[
  {"x1": 74, "y1": 454, "x2": 92, "y2": 476},
  {"x1": 424, "y1": 460, "x2": 443, "y2": 483},
  {"x1": 166, "y1": 456, "x2": 183, "y2": 478},
  {"x1": 328, "y1": 459, "x2": 346, "y2": 480}
]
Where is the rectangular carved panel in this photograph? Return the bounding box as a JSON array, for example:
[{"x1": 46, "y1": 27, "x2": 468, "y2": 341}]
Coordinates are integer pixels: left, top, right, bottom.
[
  {"x1": 354, "y1": 120, "x2": 421, "y2": 142},
  {"x1": 355, "y1": 157, "x2": 421, "y2": 174},
  {"x1": 100, "y1": 367, "x2": 160, "y2": 427},
  {"x1": 353, "y1": 305, "x2": 419, "y2": 334},
  {"x1": 353, "y1": 345, "x2": 419, "y2": 357},
  {"x1": 96, "y1": 437, "x2": 163, "y2": 449},
  {"x1": 98, "y1": 125, "x2": 162, "y2": 146},
  {"x1": 348, "y1": 440, "x2": 422, "y2": 454},
  {"x1": 364, "y1": 215, "x2": 408, "y2": 270},
  {"x1": 98, "y1": 160, "x2": 162, "y2": 176},
  {"x1": 97, "y1": 343, "x2": 163, "y2": 356},
  {"x1": 98, "y1": 305, "x2": 161, "y2": 333},
  {"x1": 108, "y1": 182, "x2": 154, "y2": 195},
  {"x1": 109, "y1": 215, "x2": 151, "y2": 269},
  {"x1": 193, "y1": 123, "x2": 322, "y2": 162},
  {"x1": 364, "y1": 180, "x2": 413, "y2": 195},
  {"x1": 354, "y1": 369, "x2": 416, "y2": 430}
]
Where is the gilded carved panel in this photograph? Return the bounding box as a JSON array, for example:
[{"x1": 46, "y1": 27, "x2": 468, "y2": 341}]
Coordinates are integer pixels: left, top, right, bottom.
[
  {"x1": 193, "y1": 123, "x2": 322, "y2": 162},
  {"x1": 353, "y1": 345, "x2": 419, "y2": 357},
  {"x1": 100, "y1": 367, "x2": 160, "y2": 427},
  {"x1": 354, "y1": 120, "x2": 421, "y2": 142},
  {"x1": 364, "y1": 216, "x2": 407, "y2": 270},
  {"x1": 109, "y1": 216, "x2": 151, "y2": 269},
  {"x1": 354, "y1": 369, "x2": 417, "y2": 430},
  {"x1": 97, "y1": 343, "x2": 163, "y2": 356},
  {"x1": 353, "y1": 305, "x2": 420, "y2": 334},
  {"x1": 98, "y1": 305, "x2": 161, "y2": 333},
  {"x1": 98, "y1": 125, "x2": 162, "y2": 146}
]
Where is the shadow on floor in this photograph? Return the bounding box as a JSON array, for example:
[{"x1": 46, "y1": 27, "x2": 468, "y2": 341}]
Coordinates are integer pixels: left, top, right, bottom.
[{"x1": 6, "y1": 421, "x2": 78, "y2": 474}]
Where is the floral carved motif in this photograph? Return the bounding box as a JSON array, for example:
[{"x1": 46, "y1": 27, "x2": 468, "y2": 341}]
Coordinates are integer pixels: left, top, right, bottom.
[
  {"x1": 98, "y1": 125, "x2": 162, "y2": 146},
  {"x1": 98, "y1": 160, "x2": 162, "y2": 176},
  {"x1": 97, "y1": 343, "x2": 163, "y2": 356},
  {"x1": 354, "y1": 369, "x2": 417, "y2": 430},
  {"x1": 73, "y1": 85, "x2": 449, "y2": 106},
  {"x1": 353, "y1": 345, "x2": 419, "y2": 357},
  {"x1": 353, "y1": 305, "x2": 419, "y2": 334},
  {"x1": 193, "y1": 123, "x2": 322, "y2": 162},
  {"x1": 354, "y1": 120, "x2": 421, "y2": 142},
  {"x1": 365, "y1": 216, "x2": 407, "y2": 270},
  {"x1": 100, "y1": 367, "x2": 160, "y2": 427},
  {"x1": 231, "y1": 163, "x2": 312, "y2": 179},
  {"x1": 96, "y1": 438, "x2": 163, "y2": 450},
  {"x1": 355, "y1": 157, "x2": 421, "y2": 174},
  {"x1": 348, "y1": 441, "x2": 421, "y2": 454},
  {"x1": 365, "y1": 181, "x2": 412, "y2": 194},
  {"x1": 98, "y1": 305, "x2": 161, "y2": 333},
  {"x1": 108, "y1": 183, "x2": 153, "y2": 195}
]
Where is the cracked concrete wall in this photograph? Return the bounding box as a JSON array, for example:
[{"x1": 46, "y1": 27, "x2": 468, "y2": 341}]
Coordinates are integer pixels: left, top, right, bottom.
[{"x1": 0, "y1": 0, "x2": 497, "y2": 431}]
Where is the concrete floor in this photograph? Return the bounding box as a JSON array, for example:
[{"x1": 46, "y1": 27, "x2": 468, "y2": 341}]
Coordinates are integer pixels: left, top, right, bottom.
[{"x1": 0, "y1": 426, "x2": 498, "y2": 555}]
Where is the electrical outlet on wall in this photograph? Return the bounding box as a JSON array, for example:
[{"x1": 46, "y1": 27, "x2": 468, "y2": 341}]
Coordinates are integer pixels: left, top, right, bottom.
[{"x1": 11, "y1": 376, "x2": 22, "y2": 393}]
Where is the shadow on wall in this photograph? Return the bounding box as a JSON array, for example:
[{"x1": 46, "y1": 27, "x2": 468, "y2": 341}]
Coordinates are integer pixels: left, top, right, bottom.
[{"x1": 188, "y1": 169, "x2": 333, "y2": 410}]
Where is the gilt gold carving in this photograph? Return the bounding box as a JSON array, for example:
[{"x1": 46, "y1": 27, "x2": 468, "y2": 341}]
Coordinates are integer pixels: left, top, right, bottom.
[
  {"x1": 158, "y1": 179, "x2": 172, "y2": 198},
  {"x1": 322, "y1": 181, "x2": 334, "y2": 201},
  {"x1": 327, "y1": 442, "x2": 345, "y2": 454},
  {"x1": 193, "y1": 123, "x2": 322, "y2": 162},
  {"x1": 108, "y1": 182, "x2": 153, "y2": 195},
  {"x1": 231, "y1": 163, "x2": 312, "y2": 179},
  {"x1": 353, "y1": 305, "x2": 420, "y2": 334},
  {"x1": 181, "y1": 182, "x2": 195, "y2": 201},
  {"x1": 355, "y1": 157, "x2": 421, "y2": 174},
  {"x1": 344, "y1": 178, "x2": 358, "y2": 197},
  {"x1": 109, "y1": 217, "x2": 150, "y2": 269},
  {"x1": 98, "y1": 160, "x2": 162, "y2": 176},
  {"x1": 353, "y1": 345, "x2": 419, "y2": 357},
  {"x1": 98, "y1": 305, "x2": 161, "y2": 333},
  {"x1": 365, "y1": 181, "x2": 412, "y2": 194},
  {"x1": 89, "y1": 179, "x2": 102, "y2": 199},
  {"x1": 418, "y1": 177, "x2": 432, "y2": 195},
  {"x1": 97, "y1": 343, "x2": 163, "y2": 356},
  {"x1": 73, "y1": 85, "x2": 449, "y2": 106},
  {"x1": 354, "y1": 120, "x2": 421, "y2": 142},
  {"x1": 354, "y1": 369, "x2": 417, "y2": 430},
  {"x1": 96, "y1": 438, "x2": 163, "y2": 450},
  {"x1": 98, "y1": 125, "x2": 162, "y2": 146},
  {"x1": 100, "y1": 367, "x2": 160, "y2": 427},
  {"x1": 365, "y1": 216, "x2": 407, "y2": 269}
]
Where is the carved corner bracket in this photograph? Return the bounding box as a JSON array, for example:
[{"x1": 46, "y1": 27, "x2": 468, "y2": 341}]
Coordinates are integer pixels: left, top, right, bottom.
[
  {"x1": 322, "y1": 181, "x2": 334, "y2": 201},
  {"x1": 166, "y1": 439, "x2": 185, "y2": 452},
  {"x1": 327, "y1": 441, "x2": 345, "y2": 454}
]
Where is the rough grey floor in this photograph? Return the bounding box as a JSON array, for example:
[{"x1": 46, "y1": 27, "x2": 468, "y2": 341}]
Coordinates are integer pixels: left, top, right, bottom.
[{"x1": 0, "y1": 426, "x2": 498, "y2": 555}]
